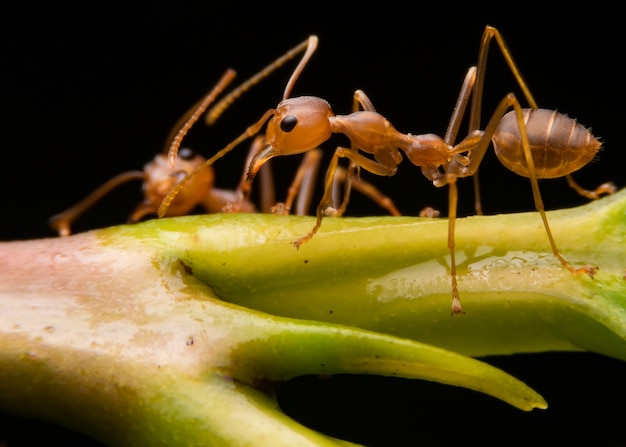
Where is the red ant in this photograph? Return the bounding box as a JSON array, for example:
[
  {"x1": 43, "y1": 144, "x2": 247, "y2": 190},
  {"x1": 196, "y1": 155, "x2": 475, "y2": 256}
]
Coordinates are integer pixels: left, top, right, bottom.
[{"x1": 159, "y1": 26, "x2": 614, "y2": 315}]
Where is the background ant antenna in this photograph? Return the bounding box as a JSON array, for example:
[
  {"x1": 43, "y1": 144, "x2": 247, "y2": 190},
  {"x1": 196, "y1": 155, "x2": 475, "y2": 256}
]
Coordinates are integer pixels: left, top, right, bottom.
[
  {"x1": 205, "y1": 36, "x2": 317, "y2": 126},
  {"x1": 166, "y1": 69, "x2": 237, "y2": 167}
]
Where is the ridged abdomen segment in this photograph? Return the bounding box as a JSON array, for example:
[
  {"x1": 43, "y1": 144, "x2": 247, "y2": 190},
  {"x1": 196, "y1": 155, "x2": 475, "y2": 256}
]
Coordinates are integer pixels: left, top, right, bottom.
[{"x1": 492, "y1": 108, "x2": 601, "y2": 178}]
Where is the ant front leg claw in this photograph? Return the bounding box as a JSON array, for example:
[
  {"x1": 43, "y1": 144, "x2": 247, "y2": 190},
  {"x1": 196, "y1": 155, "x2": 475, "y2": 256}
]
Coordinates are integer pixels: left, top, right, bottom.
[
  {"x1": 292, "y1": 201, "x2": 335, "y2": 249},
  {"x1": 450, "y1": 289, "x2": 466, "y2": 316},
  {"x1": 568, "y1": 264, "x2": 599, "y2": 278}
]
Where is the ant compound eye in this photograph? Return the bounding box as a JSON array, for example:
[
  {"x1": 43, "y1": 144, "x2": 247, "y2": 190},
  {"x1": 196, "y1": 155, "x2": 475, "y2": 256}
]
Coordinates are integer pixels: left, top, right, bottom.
[
  {"x1": 280, "y1": 115, "x2": 298, "y2": 133},
  {"x1": 178, "y1": 147, "x2": 196, "y2": 160}
]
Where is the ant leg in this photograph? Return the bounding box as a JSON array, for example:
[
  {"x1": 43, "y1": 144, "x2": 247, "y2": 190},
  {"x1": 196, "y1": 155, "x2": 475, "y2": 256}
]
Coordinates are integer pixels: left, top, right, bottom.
[
  {"x1": 293, "y1": 146, "x2": 398, "y2": 248},
  {"x1": 273, "y1": 149, "x2": 323, "y2": 215},
  {"x1": 292, "y1": 150, "x2": 323, "y2": 216},
  {"x1": 332, "y1": 89, "x2": 379, "y2": 215},
  {"x1": 446, "y1": 177, "x2": 464, "y2": 315},
  {"x1": 201, "y1": 187, "x2": 257, "y2": 214},
  {"x1": 467, "y1": 26, "x2": 539, "y2": 216},
  {"x1": 257, "y1": 151, "x2": 277, "y2": 214},
  {"x1": 333, "y1": 166, "x2": 401, "y2": 216},
  {"x1": 49, "y1": 171, "x2": 145, "y2": 236},
  {"x1": 223, "y1": 135, "x2": 272, "y2": 213},
  {"x1": 443, "y1": 66, "x2": 488, "y2": 216},
  {"x1": 444, "y1": 67, "x2": 477, "y2": 146},
  {"x1": 470, "y1": 25, "x2": 538, "y2": 131},
  {"x1": 353, "y1": 90, "x2": 377, "y2": 113},
  {"x1": 332, "y1": 161, "x2": 357, "y2": 216},
  {"x1": 332, "y1": 89, "x2": 403, "y2": 217},
  {"x1": 292, "y1": 150, "x2": 342, "y2": 248},
  {"x1": 423, "y1": 168, "x2": 464, "y2": 315},
  {"x1": 565, "y1": 174, "x2": 616, "y2": 200}
]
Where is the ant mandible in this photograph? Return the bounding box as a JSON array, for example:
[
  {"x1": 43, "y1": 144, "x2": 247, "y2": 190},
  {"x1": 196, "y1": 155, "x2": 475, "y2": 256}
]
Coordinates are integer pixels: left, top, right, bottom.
[{"x1": 159, "y1": 27, "x2": 614, "y2": 315}]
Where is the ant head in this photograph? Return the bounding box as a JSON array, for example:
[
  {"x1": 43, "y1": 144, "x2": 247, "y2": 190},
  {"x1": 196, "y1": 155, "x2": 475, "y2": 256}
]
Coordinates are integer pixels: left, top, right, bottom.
[
  {"x1": 265, "y1": 96, "x2": 334, "y2": 156},
  {"x1": 133, "y1": 149, "x2": 214, "y2": 220}
]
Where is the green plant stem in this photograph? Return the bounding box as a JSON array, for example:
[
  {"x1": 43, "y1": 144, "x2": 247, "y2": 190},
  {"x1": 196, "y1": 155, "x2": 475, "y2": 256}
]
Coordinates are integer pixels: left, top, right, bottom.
[
  {"x1": 2, "y1": 188, "x2": 626, "y2": 446},
  {"x1": 138, "y1": 186, "x2": 626, "y2": 359}
]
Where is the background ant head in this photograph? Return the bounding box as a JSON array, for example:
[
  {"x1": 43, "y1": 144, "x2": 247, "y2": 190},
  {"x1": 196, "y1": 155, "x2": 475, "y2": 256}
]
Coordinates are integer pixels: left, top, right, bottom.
[{"x1": 135, "y1": 148, "x2": 214, "y2": 220}]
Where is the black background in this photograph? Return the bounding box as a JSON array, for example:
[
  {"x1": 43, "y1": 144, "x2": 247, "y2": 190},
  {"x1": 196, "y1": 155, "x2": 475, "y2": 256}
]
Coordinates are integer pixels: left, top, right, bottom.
[{"x1": 1, "y1": 3, "x2": 625, "y2": 446}]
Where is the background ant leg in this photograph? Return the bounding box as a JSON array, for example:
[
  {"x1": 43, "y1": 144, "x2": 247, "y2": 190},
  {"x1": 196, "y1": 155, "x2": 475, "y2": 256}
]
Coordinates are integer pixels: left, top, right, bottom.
[{"x1": 49, "y1": 171, "x2": 145, "y2": 236}]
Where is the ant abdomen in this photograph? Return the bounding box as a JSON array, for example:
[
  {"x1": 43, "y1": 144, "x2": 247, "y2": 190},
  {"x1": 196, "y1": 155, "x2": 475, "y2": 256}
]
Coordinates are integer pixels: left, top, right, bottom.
[{"x1": 493, "y1": 108, "x2": 602, "y2": 179}]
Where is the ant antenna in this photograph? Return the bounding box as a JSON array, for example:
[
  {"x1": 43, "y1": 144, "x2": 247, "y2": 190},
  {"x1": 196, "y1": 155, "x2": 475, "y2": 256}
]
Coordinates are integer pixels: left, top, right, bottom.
[
  {"x1": 282, "y1": 35, "x2": 318, "y2": 100},
  {"x1": 205, "y1": 35, "x2": 317, "y2": 126},
  {"x1": 165, "y1": 69, "x2": 237, "y2": 167}
]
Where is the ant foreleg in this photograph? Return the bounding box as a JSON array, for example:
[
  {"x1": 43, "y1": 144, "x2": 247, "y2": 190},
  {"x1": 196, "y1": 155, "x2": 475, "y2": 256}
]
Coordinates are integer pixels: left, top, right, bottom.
[
  {"x1": 222, "y1": 135, "x2": 271, "y2": 213},
  {"x1": 293, "y1": 146, "x2": 399, "y2": 248}
]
